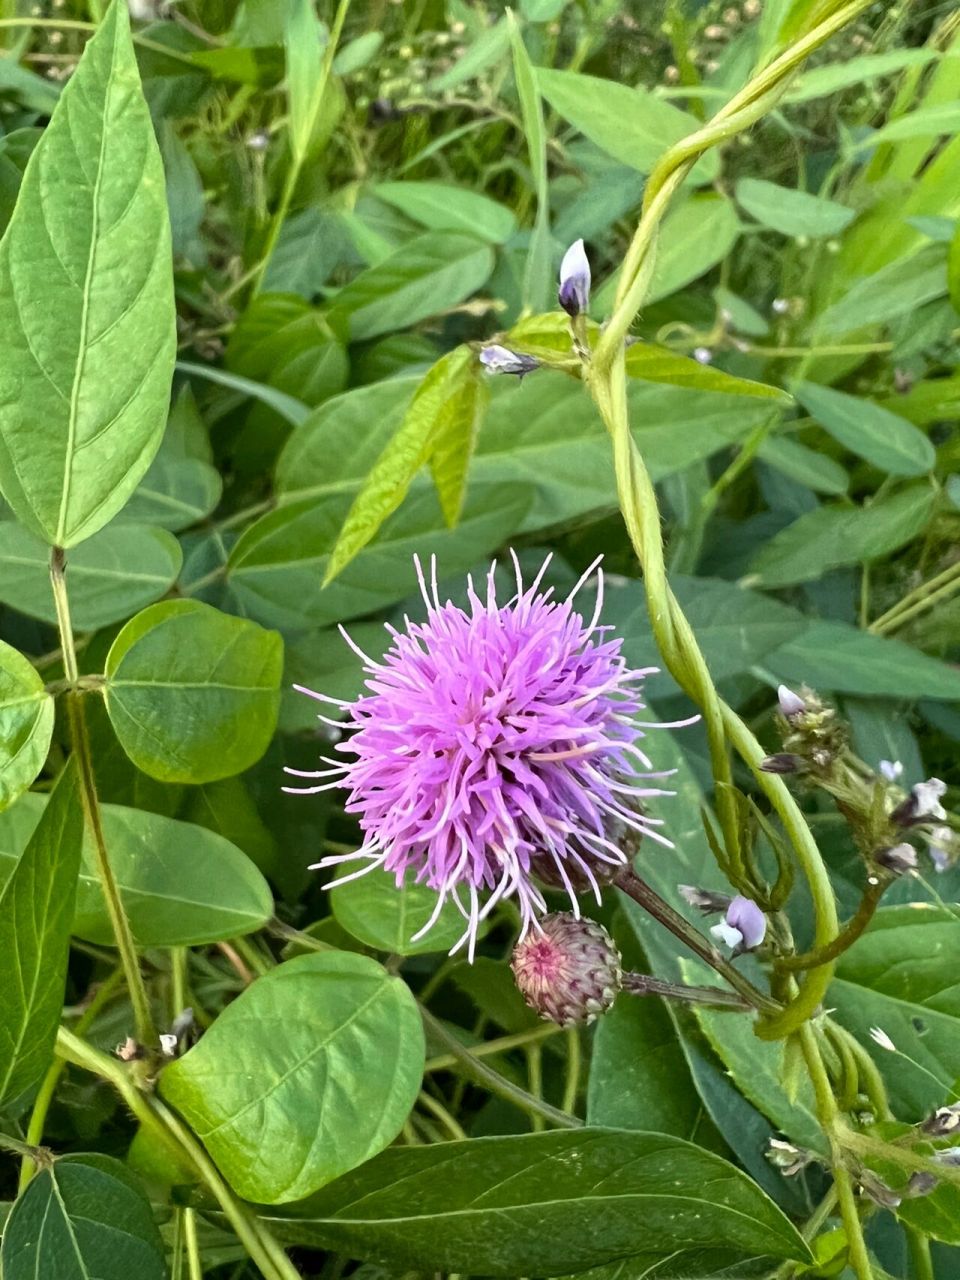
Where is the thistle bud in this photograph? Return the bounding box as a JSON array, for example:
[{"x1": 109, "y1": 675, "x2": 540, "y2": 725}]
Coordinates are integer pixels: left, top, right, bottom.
[
  {"x1": 512, "y1": 913, "x2": 622, "y2": 1027},
  {"x1": 478, "y1": 345, "x2": 540, "y2": 378},
  {"x1": 558, "y1": 239, "x2": 591, "y2": 317},
  {"x1": 710, "y1": 894, "x2": 766, "y2": 954}
]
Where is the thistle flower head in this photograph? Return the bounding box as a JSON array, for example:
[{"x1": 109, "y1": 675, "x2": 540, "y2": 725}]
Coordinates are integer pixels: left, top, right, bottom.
[
  {"x1": 511, "y1": 912, "x2": 622, "y2": 1026},
  {"x1": 286, "y1": 553, "x2": 678, "y2": 958}
]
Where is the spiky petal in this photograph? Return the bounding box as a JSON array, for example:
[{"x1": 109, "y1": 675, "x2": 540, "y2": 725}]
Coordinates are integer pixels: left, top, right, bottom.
[{"x1": 287, "y1": 553, "x2": 679, "y2": 958}]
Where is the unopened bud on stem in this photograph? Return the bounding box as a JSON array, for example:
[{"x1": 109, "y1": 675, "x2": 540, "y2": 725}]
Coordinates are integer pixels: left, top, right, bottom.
[{"x1": 512, "y1": 913, "x2": 621, "y2": 1027}]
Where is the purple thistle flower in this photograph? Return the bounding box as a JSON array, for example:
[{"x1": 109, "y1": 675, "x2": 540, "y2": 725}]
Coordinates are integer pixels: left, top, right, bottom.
[{"x1": 285, "y1": 553, "x2": 680, "y2": 959}]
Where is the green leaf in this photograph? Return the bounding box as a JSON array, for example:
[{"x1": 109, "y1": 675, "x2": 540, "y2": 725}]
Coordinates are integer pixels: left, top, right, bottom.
[
  {"x1": 735, "y1": 178, "x2": 855, "y2": 238},
  {"x1": 225, "y1": 293, "x2": 349, "y2": 413},
  {"x1": 176, "y1": 359, "x2": 311, "y2": 427},
  {"x1": 330, "y1": 232, "x2": 495, "y2": 341},
  {"x1": 758, "y1": 436, "x2": 849, "y2": 495},
  {"x1": 331, "y1": 867, "x2": 487, "y2": 956},
  {"x1": 603, "y1": 574, "x2": 806, "y2": 682},
  {"x1": 332, "y1": 31, "x2": 383, "y2": 75},
  {"x1": 626, "y1": 342, "x2": 789, "y2": 402},
  {"x1": 427, "y1": 16, "x2": 509, "y2": 92},
  {"x1": 786, "y1": 48, "x2": 938, "y2": 102},
  {"x1": 0, "y1": 1154, "x2": 166, "y2": 1280},
  {"x1": 0, "y1": 640, "x2": 54, "y2": 812},
  {"x1": 160, "y1": 951, "x2": 425, "y2": 1203},
  {"x1": 0, "y1": 522, "x2": 182, "y2": 629},
  {"x1": 857, "y1": 101, "x2": 960, "y2": 148},
  {"x1": 104, "y1": 599, "x2": 283, "y2": 783},
  {"x1": 0, "y1": 761, "x2": 82, "y2": 1106},
  {"x1": 536, "y1": 68, "x2": 718, "y2": 182},
  {"x1": 509, "y1": 15, "x2": 553, "y2": 314},
  {"x1": 830, "y1": 907, "x2": 960, "y2": 1117},
  {"x1": 0, "y1": 0, "x2": 175, "y2": 547},
  {"x1": 323, "y1": 347, "x2": 480, "y2": 582},
  {"x1": 227, "y1": 483, "x2": 531, "y2": 630},
  {"x1": 373, "y1": 181, "x2": 517, "y2": 243},
  {"x1": 817, "y1": 245, "x2": 948, "y2": 336},
  {"x1": 749, "y1": 486, "x2": 934, "y2": 588},
  {"x1": 763, "y1": 619, "x2": 960, "y2": 701},
  {"x1": 948, "y1": 218, "x2": 960, "y2": 314},
  {"x1": 428, "y1": 359, "x2": 487, "y2": 528},
  {"x1": 645, "y1": 194, "x2": 741, "y2": 303},
  {"x1": 265, "y1": 1128, "x2": 810, "y2": 1275},
  {"x1": 795, "y1": 382, "x2": 935, "y2": 476},
  {"x1": 284, "y1": 0, "x2": 327, "y2": 163},
  {"x1": 0, "y1": 795, "x2": 275, "y2": 947},
  {"x1": 122, "y1": 455, "x2": 222, "y2": 531}
]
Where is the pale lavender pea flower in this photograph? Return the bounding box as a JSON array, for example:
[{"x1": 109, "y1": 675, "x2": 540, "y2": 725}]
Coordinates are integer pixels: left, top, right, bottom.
[
  {"x1": 927, "y1": 826, "x2": 955, "y2": 873},
  {"x1": 879, "y1": 759, "x2": 903, "y2": 782},
  {"x1": 777, "y1": 684, "x2": 806, "y2": 719},
  {"x1": 710, "y1": 895, "x2": 766, "y2": 953},
  {"x1": 478, "y1": 345, "x2": 539, "y2": 377},
  {"x1": 893, "y1": 777, "x2": 948, "y2": 826},
  {"x1": 286, "y1": 553, "x2": 681, "y2": 959},
  {"x1": 558, "y1": 239, "x2": 591, "y2": 317}
]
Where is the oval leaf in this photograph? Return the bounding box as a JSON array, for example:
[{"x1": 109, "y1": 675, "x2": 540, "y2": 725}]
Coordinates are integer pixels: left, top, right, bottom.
[
  {"x1": 795, "y1": 381, "x2": 935, "y2": 476},
  {"x1": 0, "y1": 0, "x2": 176, "y2": 547},
  {"x1": 159, "y1": 951, "x2": 425, "y2": 1203},
  {"x1": 104, "y1": 599, "x2": 282, "y2": 783},
  {"x1": 735, "y1": 178, "x2": 855, "y2": 238},
  {"x1": 331, "y1": 867, "x2": 488, "y2": 956},
  {"x1": 265, "y1": 1128, "x2": 810, "y2": 1276},
  {"x1": 0, "y1": 640, "x2": 53, "y2": 811},
  {"x1": 0, "y1": 521, "x2": 182, "y2": 629},
  {"x1": 1, "y1": 1154, "x2": 165, "y2": 1280}
]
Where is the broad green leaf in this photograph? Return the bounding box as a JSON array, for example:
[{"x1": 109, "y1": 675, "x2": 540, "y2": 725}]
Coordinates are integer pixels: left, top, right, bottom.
[
  {"x1": 176, "y1": 359, "x2": 311, "y2": 427},
  {"x1": 818, "y1": 245, "x2": 948, "y2": 336},
  {"x1": 331, "y1": 867, "x2": 485, "y2": 956},
  {"x1": 645, "y1": 195, "x2": 740, "y2": 303},
  {"x1": 324, "y1": 347, "x2": 479, "y2": 582},
  {"x1": 0, "y1": 0, "x2": 176, "y2": 547},
  {"x1": 763, "y1": 620, "x2": 960, "y2": 701},
  {"x1": 160, "y1": 951, "x2": 425, "y2": 1203},
  {"x1": 830, "y1": 907, "x2": 960, "y2": 1117},
  {"x1": 158, "y1": 119, "x2": 205, "y2": 264},
  {"x1": 685, "y1": 975, "x2": 823, "y2": 1153},
  {"x1": 845, "y1": 697, "x2": 924, "y2": 782},
  {"x1": 0, "y1": 640, "x2": 53, "y2": 812},
  {"x1": 537, "y1": 68, "x2": 718, "y2": 182},
  {"x1": 0, "y1": 761, "x2": 82, "y2": 1106},
  {"x1": 104, "y1": 599, "x2": 283, "y2": 783},
  {"x1": 735, "y1": 178, "x2": 855, "y2": 238},
  {"x1": 0, "y1": 522, "x2": 181, "y2": 629},
  {"x1": 602, "y1": 574, "x2": 806, "y2": 682},
  {"x1": 749, "y1": 486, "x2": 934, "y2": 587},
  {"x1": 227, "y1": 483, "x2": 532, "y2": 630},
  {"x1": 0, "y1": 1154, "x2": 165, "y2": 1280},
  {"x1": 626, "y1": 342, "x2": 789, "y2": 402},
  {"x1": 226, "y1": 293, "x2": 349, "y2": 413},
  {"x1": 0, "y1": 794, "x2": 274, "y2": 947},
  {"x1": 509, "y1": 14, "x2": 553, "y2": 313},
  {"x1": 122, "y1": 455, "x2": 222, "y2": 531},
  {"x1": 264, "y1": 1129, "x2": 810, "y2": 1275},
  {"x1": 857, "y1": 101, "x2": 960, "y2": 148},
  {"x1": 795, "y1": 382, "x2": 936, "y2": 476},
  {"x1": 282, "y1": 622, "x2": 387, "y2": 732},
  {"x1": 374, "y1": 181, "x2": 517, "y2": 243},
  {"x1": 332, "y1": 31, "x2": 383, "y2": 75},
  {"x1": 758, "y1": 436, "x2": 849, "y2": 495},
  {"x1": 786, "y1": 48, "x2": 938, "y2": 102},
  {"x1": 896, "y1": 1164, "x2": 960, "y2": 1246},
  {"x1": 330, "y1": 232, "x2": 495, "y2": 341},
  {"x1": 263, "y1": 207, "x2": 354, "y2": 297},
  {"x1": 427, "y1": 16, "x2": 509, "y2": 92},
  {"x1": 276, "y1": 375, "x2": 779, "y2": 536},
  {"x1": 428, "y1": 357, "x2": 487, "y2": 527}
]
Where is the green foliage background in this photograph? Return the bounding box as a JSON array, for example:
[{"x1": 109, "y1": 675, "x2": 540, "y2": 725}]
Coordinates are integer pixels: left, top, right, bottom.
[{"x1": 0, "y1": 0, "x2": 958, "y2": 1277}]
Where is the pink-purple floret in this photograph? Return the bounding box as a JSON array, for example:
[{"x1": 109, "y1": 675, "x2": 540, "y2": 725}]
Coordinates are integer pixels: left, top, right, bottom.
[{"x1": 286, "y1": 553, "x2": 675, "y2": 957}]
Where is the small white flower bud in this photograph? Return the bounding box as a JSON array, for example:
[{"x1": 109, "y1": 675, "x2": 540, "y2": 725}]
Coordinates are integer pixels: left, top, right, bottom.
[
  {"x1": 478, "y1": 345, "x2": 540, "y2": 377},
  {"x1": 692, "y1": 346, "x2": 713, "y2": 365},
  {"x1": 558, "y1": 239, "x2": 591, "y2": 317},
  {"x1": 777, "y1": 684, "x2": 806, "y2": 718}
]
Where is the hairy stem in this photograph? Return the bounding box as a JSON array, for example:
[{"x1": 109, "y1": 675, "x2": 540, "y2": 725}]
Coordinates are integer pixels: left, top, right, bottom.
[
  {"x1": 50, "y1": 549, "x2": 156, "y2": 1048},
  {"x1": 622, "y1": 972, "x2": 754, "y2": 1010}
]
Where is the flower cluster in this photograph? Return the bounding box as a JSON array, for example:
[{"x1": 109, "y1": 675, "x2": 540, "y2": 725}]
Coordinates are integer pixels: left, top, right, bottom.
[{"x1": 287, "y1": 554, "x2": 675, "y2": 957}]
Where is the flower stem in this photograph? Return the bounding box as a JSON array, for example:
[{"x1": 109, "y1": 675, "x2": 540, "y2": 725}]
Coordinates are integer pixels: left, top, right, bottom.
[
  {"x1": 50, "y1": 548, "x2": 156, "y2": 1049},
  {"x1": 424, "y1": 1021, "x2": 561, "y2": 1071},
  {"x1": 906, "y1": 1226, "x2": 934, "y2": 1280},
  {"x1": 870, "y1": 557, "x2": 960, "y2": 636},
  {"x1": 613, "y1": 868, "x2": 779, "y2": 1013},
  {"x1": 419, "y1": 1006, "x2": 580, "y2": 1130},
  {"x1": 54, "y1": 1028, "x2": 300, "y2": 1280},
  {"x1": 622, "y1": 972, "x2": 753, "y2": 1010},
  {"x1": 799, "y1": 1026, "x2": 874, "y2": 1280},
  {"x1": 776, "y1": 874, "x2": 890, "y2": 971}
]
